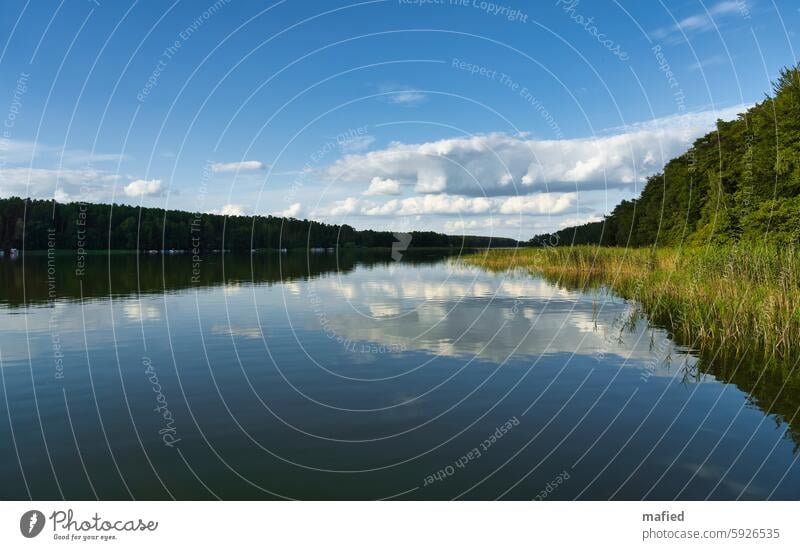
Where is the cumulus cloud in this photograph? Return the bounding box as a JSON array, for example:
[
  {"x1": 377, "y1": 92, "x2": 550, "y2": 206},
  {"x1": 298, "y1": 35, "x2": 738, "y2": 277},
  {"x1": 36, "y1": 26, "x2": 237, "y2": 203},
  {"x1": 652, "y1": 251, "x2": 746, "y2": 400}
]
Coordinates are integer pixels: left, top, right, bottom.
[
  {"x1": 327, "y1": 197, "x2": 360, "y2": 217},
  {"x1": 444, "y1": 217, "x2": 530, "y2": 232},
  {"x1": 220, "y1": 204, "x2": 247, "y2": 216},
  {"x1": 364, "y1": 177, "x2": 402, "y2": 196},
  {"x1": 211, "y1": 160, "x2": 267, "y2": 173},
  {"x1": 0, "y1": 167, "x2": 127, "y2": 202},
  {"x1": 54, "y1": 188, "x2": 70, "y2": 203},
  {"x1": 315, "y1": 192, "x2": 574, "y2": 219},
  {"x1": 322, "y1": 105, "x2": 745, "y2": 196},
  {"x1": 123, "y1": 179, "x2": 162, "y2": 197},
  {"x1": 496, "y1": 194, "x2": 574, "y2": 214},
  {"x1": 276, "y1": 202, "x2": 302, "y2": 218},
  {"x1": 0, "y1": 138, "x2": 149, "y2": 204},
  {"x1": 558, "y1": 214, "x2": 603, "y2": 228}
]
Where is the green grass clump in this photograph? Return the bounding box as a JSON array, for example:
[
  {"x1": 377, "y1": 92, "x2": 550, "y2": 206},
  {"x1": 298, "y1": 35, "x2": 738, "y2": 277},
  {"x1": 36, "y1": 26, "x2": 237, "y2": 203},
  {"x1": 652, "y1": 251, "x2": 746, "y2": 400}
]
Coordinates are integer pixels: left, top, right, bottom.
[{"x1": 463, "y1": 244, "x2": 800, "y2": 363}]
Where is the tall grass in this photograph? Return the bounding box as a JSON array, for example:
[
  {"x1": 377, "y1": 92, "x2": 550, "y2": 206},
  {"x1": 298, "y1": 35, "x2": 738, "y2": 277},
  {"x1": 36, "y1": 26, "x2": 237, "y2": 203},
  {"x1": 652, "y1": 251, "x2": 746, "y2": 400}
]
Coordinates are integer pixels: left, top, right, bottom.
[{"x1": 463, "y1": 244, "x2": 800, "y2": 363}]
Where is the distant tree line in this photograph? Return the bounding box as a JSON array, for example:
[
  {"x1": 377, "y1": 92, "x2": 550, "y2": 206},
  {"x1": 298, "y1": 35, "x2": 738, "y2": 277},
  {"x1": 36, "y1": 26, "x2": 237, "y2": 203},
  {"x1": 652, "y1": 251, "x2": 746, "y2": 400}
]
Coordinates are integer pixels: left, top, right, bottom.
[
  {"x1": 0, "y1": 197, "x2": 519, "y2": 251},
  {"x1": 531, "y1": 65, "x2": 800, "y2": 247}
]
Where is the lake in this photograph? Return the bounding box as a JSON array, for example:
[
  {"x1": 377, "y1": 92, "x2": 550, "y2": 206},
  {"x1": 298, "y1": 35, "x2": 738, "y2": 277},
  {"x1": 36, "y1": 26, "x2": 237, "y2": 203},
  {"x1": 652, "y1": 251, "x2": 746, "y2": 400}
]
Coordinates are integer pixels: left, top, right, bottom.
[{"x1": 1, "y1": 250, "x2": 798, "y2": 500}]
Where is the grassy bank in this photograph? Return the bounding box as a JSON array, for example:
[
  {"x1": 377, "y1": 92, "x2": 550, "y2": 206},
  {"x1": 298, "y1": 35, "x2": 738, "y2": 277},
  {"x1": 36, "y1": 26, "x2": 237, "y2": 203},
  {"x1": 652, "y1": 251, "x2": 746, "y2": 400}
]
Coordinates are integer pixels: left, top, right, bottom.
[{"x1": 463, "y1": 245, "x2": 800, "y2": 364}]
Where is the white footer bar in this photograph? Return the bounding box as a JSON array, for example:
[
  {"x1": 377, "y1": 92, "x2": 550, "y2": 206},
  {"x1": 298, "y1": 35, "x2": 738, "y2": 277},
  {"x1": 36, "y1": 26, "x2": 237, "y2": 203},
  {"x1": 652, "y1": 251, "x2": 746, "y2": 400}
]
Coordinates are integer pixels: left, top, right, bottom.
[{"x1": 1, "y1": 501, "x2": 796, "y2": 549}]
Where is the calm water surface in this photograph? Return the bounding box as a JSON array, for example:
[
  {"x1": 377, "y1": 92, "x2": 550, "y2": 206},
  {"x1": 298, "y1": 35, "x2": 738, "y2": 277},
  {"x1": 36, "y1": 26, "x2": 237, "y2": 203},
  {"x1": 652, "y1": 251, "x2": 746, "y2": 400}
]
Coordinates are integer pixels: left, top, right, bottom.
[{"x1": 1, "y1": 251, "x2": 798, "y2": 500}]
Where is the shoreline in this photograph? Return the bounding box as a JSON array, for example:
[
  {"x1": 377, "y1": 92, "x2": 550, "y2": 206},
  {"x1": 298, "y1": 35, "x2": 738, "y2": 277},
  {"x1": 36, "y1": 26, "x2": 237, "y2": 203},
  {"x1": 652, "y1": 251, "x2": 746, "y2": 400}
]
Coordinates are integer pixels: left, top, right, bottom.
[{"x1": 463, "y1": 244, "x2": 800, "y2": 366}]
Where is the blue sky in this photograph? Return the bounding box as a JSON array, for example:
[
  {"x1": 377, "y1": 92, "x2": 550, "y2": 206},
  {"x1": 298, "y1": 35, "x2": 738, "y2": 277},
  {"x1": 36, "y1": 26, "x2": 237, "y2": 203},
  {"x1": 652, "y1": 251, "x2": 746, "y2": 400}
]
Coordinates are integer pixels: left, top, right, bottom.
[{"x1": 0, "y1": 0, "x2": 798, "y2": 238}]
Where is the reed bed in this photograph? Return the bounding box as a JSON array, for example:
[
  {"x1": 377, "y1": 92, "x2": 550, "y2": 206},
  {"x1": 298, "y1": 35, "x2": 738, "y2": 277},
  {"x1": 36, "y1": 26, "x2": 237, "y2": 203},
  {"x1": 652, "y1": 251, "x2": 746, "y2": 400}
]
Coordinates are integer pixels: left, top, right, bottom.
[{"x1": 464, "y1": 245, "x2": 800, "y2": 363}]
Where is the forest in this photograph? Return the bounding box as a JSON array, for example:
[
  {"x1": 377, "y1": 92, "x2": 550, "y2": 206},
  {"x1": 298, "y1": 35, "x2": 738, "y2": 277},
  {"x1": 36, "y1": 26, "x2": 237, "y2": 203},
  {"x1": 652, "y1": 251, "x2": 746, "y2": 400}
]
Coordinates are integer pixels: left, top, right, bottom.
[
  {"x1": 531, "y1": 66, "x2": 800, "y2": 247},
  {"x1": 0, "y1": 196, "x2": 518, "y2": 252}
]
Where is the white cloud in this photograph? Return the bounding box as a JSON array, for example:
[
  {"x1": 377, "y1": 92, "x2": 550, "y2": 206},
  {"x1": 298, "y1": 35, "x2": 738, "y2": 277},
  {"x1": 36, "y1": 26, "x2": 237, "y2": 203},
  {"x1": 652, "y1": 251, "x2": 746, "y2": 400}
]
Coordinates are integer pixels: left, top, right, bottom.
[
  {"x1": 276, "y1": 202, "x2": 302, "y2": 218},
  {"x1": 652, "y1": 1, "x2": 744, "y2": 41},
  {"x1": 54, "y1": 188, "x2": 70, "y2": 203},
  {"x1": 0, "y1": 138, "x2": 127, "y2": 166},
  {"x1": 364, "y1": 177, "x2": 402, "y2": 196},
  {"x1": 220, "y1": 204, "x2": 247, "y2": 216},
  {"x1": 379, "y1": 85, "x2": 427, "y2": 105},
  {"x1": 340, "y1": 135, "x2": 375, "y2": 153},
  {"x1": 123, "y1": 179, "x2": 162, "y2": 197},
  {"x1": 60, "y1": 150, "x2": 129, "y2": 166},
  {"x1": 710, "y1": 2, "x2": 743, "y2": 15},
  {"x1": 328, "y1": 197, "x2": 360, "y2": 217},
  {"x1": 497, "y1": 194, "x2": 574, "y2": 214},
  {"x1": 363, "y1": 195, "x2": 492, "y2": 216},
  {"x1": 388, "y1": 91, "x2": 426, "y2": 105},
  {"x1": 0, "y1": 167, "x2": 125, "y2": 202},
  {"x1": 0, "y1": 139, "x2": 41, "y2": 163},
  {"x1": 0, "y1": 139, "x2": 140, "y2": 203},
  {"x1": 322, "y1": 105, "x2": 745, "y2": 196},
  {"x1": 443, "y1": 217, "x2": 530, "y2": 232},
  {"x1": 558, "y1": 215, "x2": 603, "y2": 228},
  {"x1": 211, "y1": 160, "x2": 267, "y2": 173},
  {"x1": 444, "y1": 219, "x2": 486, "y2": 231},
  {"x1": 315, "y1": 192, "x2": 574, "y2": 218}
]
